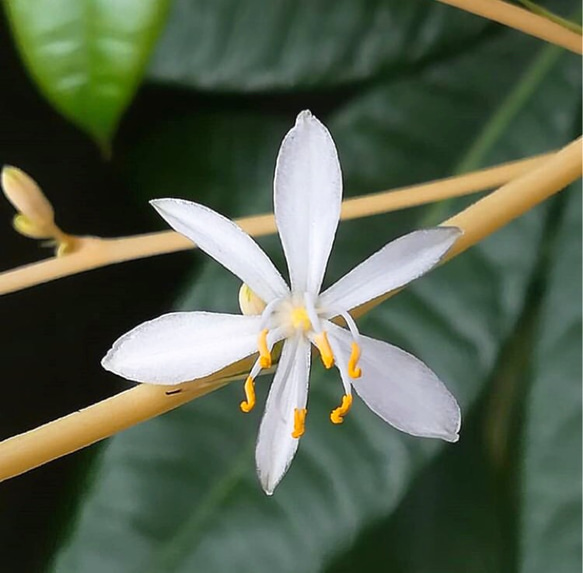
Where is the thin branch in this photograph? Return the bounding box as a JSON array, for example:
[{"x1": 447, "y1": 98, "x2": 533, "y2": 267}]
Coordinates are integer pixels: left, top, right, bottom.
[
  {"x1": 436, "y1": 0, "x2": 582, "y2": 54},
  {"x1": 0, "y1": 141, "x2": 580, "y2": 482},
  {"x1": 0, "y1": 152, "x2": 552, "y2": 297},
  {"x1": 518, "y1": 0, "x2": 582, "y2": 35}
]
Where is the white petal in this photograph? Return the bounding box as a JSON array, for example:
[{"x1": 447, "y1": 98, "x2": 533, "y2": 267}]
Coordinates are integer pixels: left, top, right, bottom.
[
  {"x1": 151, "y1": 199, "x2": 289, "y2": 303},
  {"x1": 102, "y1": 312, "x2": 266, "y2": 384},
  {"x1": 274, "y1": 110, "x2": 342, "y2": 295},
  {"x1": 327, "y1": 324, "x2": 461, "y2": 442},
  {"x1": 319, "y1": 227, "x2": 462, "y2": 313},
  {"x1": 256, "y1": 335, "x2": 311, "y2": 495}
]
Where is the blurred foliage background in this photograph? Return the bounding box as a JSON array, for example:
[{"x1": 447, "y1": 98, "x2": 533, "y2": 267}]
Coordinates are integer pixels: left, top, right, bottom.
[{"x1": 0, "y1": 1, "x2": 580, "y2": 572}]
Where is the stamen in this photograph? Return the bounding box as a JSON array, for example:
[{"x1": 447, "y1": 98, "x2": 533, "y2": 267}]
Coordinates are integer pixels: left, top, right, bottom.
[
  {"x1": 258, "y1": 328, "x2": 271, "y2": 368},
  {"x1": 330, "y1": 394, "x2": 353, "y2": 424},
  {"x1": 292, "y1": 408, "x2": 307, "y2": 438},
  {"x1": 314, "y1": 331, "x2": 334, "y2": 369},
  {"x1": 348, "y1": 342, "x2": 362, "y2": 379},
  {"x1": 239, "y1": 376, "x2": 256, "y2": 413}
]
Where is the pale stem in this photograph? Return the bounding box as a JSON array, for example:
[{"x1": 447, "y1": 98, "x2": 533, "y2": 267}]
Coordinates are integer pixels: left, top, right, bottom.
[
  {"x1": 436, "y1": 0, "x2": 583, "y2": 54},
  {"x1": 0, "y1": 152, "x2": 552, "y2": 297},
  {"x1": 354, "y1": 137, "x2": 583, "y2": 317},
  {"x1": 0, "y1": 140, "x2": 579, "y2": 482}
]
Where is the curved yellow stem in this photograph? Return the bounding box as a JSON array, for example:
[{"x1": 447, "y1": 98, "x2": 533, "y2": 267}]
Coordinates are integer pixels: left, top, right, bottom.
[
  {"x1": 436, "y1": 0, "x2": 583, "y2": 55},
  {"x1": 0, "y1": 153, "x2": 551, "y2": 297}
]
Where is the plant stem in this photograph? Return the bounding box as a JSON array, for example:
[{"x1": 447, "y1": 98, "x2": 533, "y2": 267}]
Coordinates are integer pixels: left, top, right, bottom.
[
  {"x1": 518, "y1": 0, "x2": 582, "y2": 35},
  {"x1": 0, "y1": 153, "x2": 552, "y2": 297},
  {"x1": 436, "y1": 0, "x2": 583, "y2": 54},
  {"x1": 0, "y1": 140, "x2": 579, "y2": 482}
]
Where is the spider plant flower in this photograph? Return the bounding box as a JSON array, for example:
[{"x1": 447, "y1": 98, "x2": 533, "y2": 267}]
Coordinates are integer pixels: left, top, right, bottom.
[{"x1": 102, "y1": 110, "x2": 462, "y2": 494}]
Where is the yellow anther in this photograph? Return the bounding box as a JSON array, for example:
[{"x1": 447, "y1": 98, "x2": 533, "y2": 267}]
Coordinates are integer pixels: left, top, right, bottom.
[
  {"x1": 258, "y1": 328, "x2": 271, "y2": 368},
  {"x1": 292, "y1": 408, "x2": 307, "y2": 438},
  {"x1": 240, "y1": 376, "x2": 256, "y2": 413},
  {"x1": 290, "y1": 307, "x2": 311, "y2": 331},
  {"x1": 348, "y1": 342, "x2": 362, "y2": 379},
  {"x1": 314, "y1": 331, "x2": 334, "y2": 369},
  {"x1": 330, "y1": 394, "x2": 353, "y2": 424}
]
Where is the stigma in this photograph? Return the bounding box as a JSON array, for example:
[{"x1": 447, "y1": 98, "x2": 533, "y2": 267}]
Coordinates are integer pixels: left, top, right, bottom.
[{"x1": 290, "y1": 307, "x2": 311, "y2": 331}]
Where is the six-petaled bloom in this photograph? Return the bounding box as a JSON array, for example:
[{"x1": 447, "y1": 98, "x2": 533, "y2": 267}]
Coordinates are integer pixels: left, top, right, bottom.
[{"x1": 102, "y1": 110, "x2": 462, "y2": 495}]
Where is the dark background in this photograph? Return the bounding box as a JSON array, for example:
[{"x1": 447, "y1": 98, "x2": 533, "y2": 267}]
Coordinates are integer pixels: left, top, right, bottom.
[{"x1": 0, "y1": 11, "x2": 192, "y2": 570}]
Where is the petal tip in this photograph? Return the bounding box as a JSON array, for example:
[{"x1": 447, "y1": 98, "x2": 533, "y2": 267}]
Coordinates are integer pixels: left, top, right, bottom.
[
  {"x1": 262, "y1": 485, "x2": 275, "y2": 496},
  {"x1": 442, "y1": 423, "x2": 461, "y2": 443},
  {"x1": 444, "y1": 403, "x2": 462, "y2": 442},
  {"x1": 441, "y1": 225, "x2": 464, "y2": 238},
  {"x1": 295, "y1": 109, "x2": 314, "y2": 125},
  {"x1": 258, "y1": 472, "x2": 278, "y2": 496},
  {"x1": 100, "y1": 346, "x2": 121, "y2": 376},
  {"x1": 149, "y1": 197, "x2": 183, "y2": 213}
]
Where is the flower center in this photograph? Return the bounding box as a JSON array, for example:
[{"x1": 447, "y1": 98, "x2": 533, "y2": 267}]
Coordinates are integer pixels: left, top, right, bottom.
[
  {"x1": 290, "y1": 307, "x2": 311, "y2": 331},
  {"x1": 236, "y1": 286, "x2": 363, "y2": 437}
]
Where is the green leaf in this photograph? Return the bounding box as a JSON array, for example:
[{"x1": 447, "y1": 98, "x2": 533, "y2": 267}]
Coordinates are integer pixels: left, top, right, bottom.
[
  {"x1": 147, "y1": 0, "x2": 488, "y2": 92},
  {"x1": 51, "y1": 26, "x2": 581, "y2": 573},
  {"x1": 4, "y1": 0, "x2": 171, "y2": 149},
  {"x1": 519, "y1": 186, "x2": 582, "y2": 573},
  {"x1": 324, "y1": 45, "x2": 581, "y2": 573},
  {"x1": 328, "y1": 417, "x2": 505, "y2": 573}
]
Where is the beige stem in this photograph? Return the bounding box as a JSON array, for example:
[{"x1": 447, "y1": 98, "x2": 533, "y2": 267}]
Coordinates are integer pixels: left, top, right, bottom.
[
  {"x1": 436, "y1": 0, "x2": 582, "y2": 54},
  {"x1": 354, "y1": 137, "x2": 582, "y2": 317},
  {"x1": 0, "y1": 153, "x2": 552, "y2": 297},
  {"x1": 0, "y1": 140, "x2": 580, "y2": 482}
]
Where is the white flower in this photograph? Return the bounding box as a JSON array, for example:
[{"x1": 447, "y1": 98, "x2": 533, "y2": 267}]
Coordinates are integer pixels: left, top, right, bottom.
[{"x1": 102, "y1": 110, "x2": 462, "y2": 495}]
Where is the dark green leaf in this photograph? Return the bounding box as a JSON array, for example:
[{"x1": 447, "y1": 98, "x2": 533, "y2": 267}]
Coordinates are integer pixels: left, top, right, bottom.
[
  {"x1": 51, "y1": 26, "x2": 580, "y2": 573},
  {"x1": 519, "y1": 186, "x2": 582, "y2": 573},
  {"x1": 147, "y1": 0, "x2": 488, "y2": 92},
  {"x1": 4, "y1": 0, "x2": 171, "y2": 149},
  {"x1": 328, "y1": 416, "x2": 505, "y2": 573},
  {"x1": 324, "y1": 44, "x2": 581, "y2": 573}
]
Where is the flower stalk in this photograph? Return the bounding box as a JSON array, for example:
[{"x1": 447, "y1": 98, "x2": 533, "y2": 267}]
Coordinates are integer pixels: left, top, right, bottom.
[
  {"x1": 436, "y1": 0, "x2": 583, "y2": 54},
  {"x1": 0, "y1": 152, "x2": 553, "y2": 297}
]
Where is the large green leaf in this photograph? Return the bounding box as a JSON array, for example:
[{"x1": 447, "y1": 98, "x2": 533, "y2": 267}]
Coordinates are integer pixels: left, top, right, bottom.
[
  {"x1": 51, "y1": 27, "x2": 580, "y2": 573},
  {"x1": 4, "y1": 0, "x2": 171, "y2": 149},
  {"x1": 325, "y1": 45, "x2": 581, "y2": 573},
  {"x1": 519, "y1": 186, "x2": 582, "y2": 573},
  {"x1": 146, "y1": 0, "x2": 488, "y2": 92},
  {"x1": 328, "y1": 413, "x2": 505, "y2": 573}
]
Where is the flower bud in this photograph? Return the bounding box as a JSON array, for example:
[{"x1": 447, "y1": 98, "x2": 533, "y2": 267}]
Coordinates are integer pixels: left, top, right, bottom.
[
  {"x1": 2, "y1": 166, "x2": 56, "y2": 238},
  {"x1": 238, "y1": 283, "x2": 267, "y2": 315}
]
